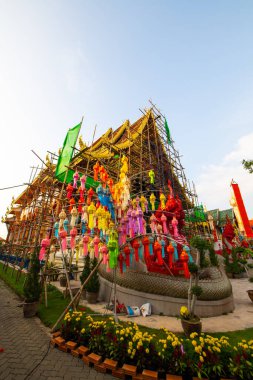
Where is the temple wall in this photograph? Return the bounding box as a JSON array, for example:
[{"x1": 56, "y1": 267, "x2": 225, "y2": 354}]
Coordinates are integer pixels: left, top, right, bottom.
[{"x1": 99, "y1": 276, "x2": 235, "y2": 318}]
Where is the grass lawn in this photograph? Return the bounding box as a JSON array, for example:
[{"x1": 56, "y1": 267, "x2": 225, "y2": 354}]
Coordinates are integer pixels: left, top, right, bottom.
[
  {"x1": 1, "y1": 261, "x2": 253, "y2": 343},
  {"x1": 0, "y1": 262, "x2": 26, "y2": 297},
  {"x1": 38, "y1": 284, "x2": 71, "y2": 328},
  {"x1": 211, "y1": 328, "x2": 253, "y2": 346},
  {"x1": 0, "y1": 262, "x2": 70, "y2": 328}
]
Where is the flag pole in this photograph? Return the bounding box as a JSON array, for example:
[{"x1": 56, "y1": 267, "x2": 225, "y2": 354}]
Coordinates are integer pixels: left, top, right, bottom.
[
  {"x1": 56, "y1": 116, "x2": 84, "y2": 215},
  {"x1": 85, "y1": 124, "x2": 97, "y2": 174},
  {"x1": 54, "y1": 117, "x2": 83, "y2": 304}
]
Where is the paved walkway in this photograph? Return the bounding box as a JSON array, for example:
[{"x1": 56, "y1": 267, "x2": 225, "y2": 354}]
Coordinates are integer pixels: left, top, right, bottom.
[
  {"x1": 63, "y1": 278, "x2": 253, "y2": 333},
  {"x1": 0, "y1": 279, "x2": 113, "y2": 380},
  {"x1": 1, "y1": 277, "x2": 253, "y2": 380}
]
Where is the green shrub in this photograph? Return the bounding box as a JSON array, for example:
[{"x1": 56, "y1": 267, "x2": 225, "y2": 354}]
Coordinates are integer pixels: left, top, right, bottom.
[
  {"x1": 188, "y1": 262, "x2": 198, "y2": 274},
  {"x1": 191, "y1": 285, "x2": 203, "y2": 297},
  {"x1": 23, "y1": 250, "x2": 42, "y2": 302},
  {"x1": 190, "y1": 236, "x2": 218, "y2": 268},
  {"x1": 60, "y1": 312, "x2": 253, "y2": 378},
  {"x1": 80, "y1": 254, "x2": 91, "y2": 289},
  {"x1": 86, "y1": 257, "x2": 100, "y2": 293}
]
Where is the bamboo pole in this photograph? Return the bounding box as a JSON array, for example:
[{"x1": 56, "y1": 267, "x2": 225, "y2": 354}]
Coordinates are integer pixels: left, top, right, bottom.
[
  {"x1": 51, "y1": 258, "x2": 103, "y2": 332},
  {"x1": 113, "y1": 268, "x2": 118, "y2": 323},
  {"x1": 58, "y1": 240, "x2": 74, "y2": 302},
  {"x1": 85, "y1": 124, "x2": 97, "y2": 174}
]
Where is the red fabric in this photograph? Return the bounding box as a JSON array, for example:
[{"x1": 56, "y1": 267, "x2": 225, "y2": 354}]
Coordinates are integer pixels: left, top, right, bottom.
[{"x1": 231, "y1": 183, "x2": 253, "y2": 237}]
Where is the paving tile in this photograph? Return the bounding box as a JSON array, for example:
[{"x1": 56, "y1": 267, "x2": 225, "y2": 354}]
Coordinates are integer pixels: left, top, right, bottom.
[{"x1": 0, "y1": 279, "x2": 113, "y2": 380}]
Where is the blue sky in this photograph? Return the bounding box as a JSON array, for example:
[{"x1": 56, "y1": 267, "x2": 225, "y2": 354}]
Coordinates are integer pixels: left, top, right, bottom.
[{"x1": 0, "y1": 0, "x2": 253, "y2": 236}]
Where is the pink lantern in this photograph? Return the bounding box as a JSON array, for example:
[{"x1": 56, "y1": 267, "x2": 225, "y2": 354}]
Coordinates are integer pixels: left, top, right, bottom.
[
  {"x1": 70, "y1": 227, "x2": 78, "y2": 250},
  {"x1": 80, "y1": 174, "x2": 86, "y2": 190},
  {"x1": 59, "y1": 229, "x2": 67, "y2": 252},
  {"x1": 172, "y1": 216, "x2": 179, "y2": 238},
  {"x1": 39, "y1": 236, "x2": 50, "y2": 261},
  {"x1": 83, "y1": 235, "x2": 89, "y2": 256},
  {"x1": 150, "y1": 214, "x2": 157, "y2": 234},
  {"x1": 73, "y1": 170, "x2": 79, "y2": 189},
  {"x1": 100, "y1": 245, "x2": 108, "y2": 265},
  {"x1": 93, "y1": 235, "x2": 100, "y2": 258},
  {"x1": 161, "y1": 213, "x2": 168, "y2": 234}
]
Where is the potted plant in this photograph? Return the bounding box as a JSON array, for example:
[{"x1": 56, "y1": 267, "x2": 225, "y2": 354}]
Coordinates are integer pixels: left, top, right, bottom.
[
  {"x1": 80, "y1": 254, "x2": 91, "y2": 299},
  {"x1": 71, "y1": 263, "x2": 79, "y2": 280},
  {"x1": 179, "y1": 304, "x2": 202, "y2": 338},
  {"x1": 46, "y1": 262, "x2": 60, "y2": 282},
  {"x1": 59, "y1": 274, "x2": 67, "y2": 287},
  {"x1": 23, "y1": 250, "x2": 42, "y2": 317},
  {"x1": 180, "y1": 236, "x2": 214, "y2": 337},
  {"x1": 224, "y1": 247, "x2": 247, "y2": 278},
  {"x1": 85, "y1": 257, "x2": 100, "y2": 304}
]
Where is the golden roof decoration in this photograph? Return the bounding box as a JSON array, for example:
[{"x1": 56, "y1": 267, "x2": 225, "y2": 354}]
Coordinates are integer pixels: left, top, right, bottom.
[
  {"x1": 109, "y1": 120, "x2": 130, "y2": 145},
  {"x1": 78, "y1": 135, "x2": 87, "y2": 150}
]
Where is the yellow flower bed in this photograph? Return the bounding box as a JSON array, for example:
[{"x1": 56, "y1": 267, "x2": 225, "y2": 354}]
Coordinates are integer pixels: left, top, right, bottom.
[{"x1": 60, "y1": 310, "x2": 253, "y2": 379}]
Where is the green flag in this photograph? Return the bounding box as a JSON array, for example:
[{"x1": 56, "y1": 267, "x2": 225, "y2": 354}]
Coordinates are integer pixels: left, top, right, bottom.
[
  {"x1": 164, "y1": 118, "x2": 172, "y2": 145},
  {"x1": 55, "y1": 122, "x2": 81, "y2": 180}
]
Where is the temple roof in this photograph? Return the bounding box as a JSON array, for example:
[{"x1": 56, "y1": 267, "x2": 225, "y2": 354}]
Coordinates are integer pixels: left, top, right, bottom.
[
  {"x1": 71, "y1": 109, "x2": 192, "y2": 208},
  {"x1": 206, "y1": 208, "x2": 235, "y2": 227}
]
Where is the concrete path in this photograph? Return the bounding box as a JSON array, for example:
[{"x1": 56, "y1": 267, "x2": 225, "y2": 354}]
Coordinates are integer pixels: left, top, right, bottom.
[
  {"x1": 75, "y1": 278, "x2": 253, "y2": 333},
  {"x1": 0, "y1": 279, "x2": 113, "y2": 380},
  {"x1": 1, "y1": 277, "x2": 252, "y2": 380}
]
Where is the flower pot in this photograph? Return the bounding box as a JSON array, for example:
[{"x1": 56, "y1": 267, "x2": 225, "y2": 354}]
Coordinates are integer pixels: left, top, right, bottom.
[
  {"x1": 59, "y1": 277, "x2": 67, "y2": 287},
  {"x1": 86, "y1": 291, "x2": 98, "y2": 304},
  {"x1": 181, "y1": 318, "x2": 202, "y2": 337},
  {"x1": 23, "y1": 301, "x2": 39, "y2": 317},
  {"x1": 247, "y1": 290, "x2": 253, "y2": 302}
]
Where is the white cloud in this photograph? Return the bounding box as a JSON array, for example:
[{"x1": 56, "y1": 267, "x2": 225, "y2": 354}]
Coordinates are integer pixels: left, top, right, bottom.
[{"x1": 196, "y1": 132, "x2": 253, "y2": 218}]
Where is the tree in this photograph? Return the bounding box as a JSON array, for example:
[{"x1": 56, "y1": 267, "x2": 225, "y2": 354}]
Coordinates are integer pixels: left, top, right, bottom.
[
  {"x1": 187, "y1": 236, "x2": 218, "y2": 318},
  {"x1": 242, "y1": 159, "x2": 253, "y2": 174},
  {"x1": 80, "y1": 254, "x2": 91, "y2": 290},
  {"x1": 85, "y1": 257, "x2": 100, "y2": 293},
  {"x1": 23, "y1": 251, "x2": 41, "y2": 302}
]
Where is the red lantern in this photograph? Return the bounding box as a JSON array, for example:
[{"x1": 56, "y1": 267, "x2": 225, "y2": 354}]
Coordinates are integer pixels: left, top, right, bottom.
[
  {"x1": 69, "y1": 197, "x2": 76, "y2": 212},
  {"x1": 132, "y1": 239, "x2": 140, "y2": 262},
  {"x1": 154, "y1": 241, "x2": 163, "y2": 266},
  {"x1": 180, "y1": 250, "x2": 190, "y2": 278},
  {"x1": 93, "y1": 161, "x2": 100, "y2": 181},
  {"x1": 66, "y1": 183, "x2": 73, "y2": 200},
  {"x1": 166, "y1": 244, "x2": 174, "y2": 269},
  {"x1": 123, "y1": 245, "x2": 131, "y2": 267},
  {"x1": 142, "y1": 236, "x2": 150, "y2": 261},
  {"x1": 118, "y1": 253, "x2": 124, "y2": 274}
]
